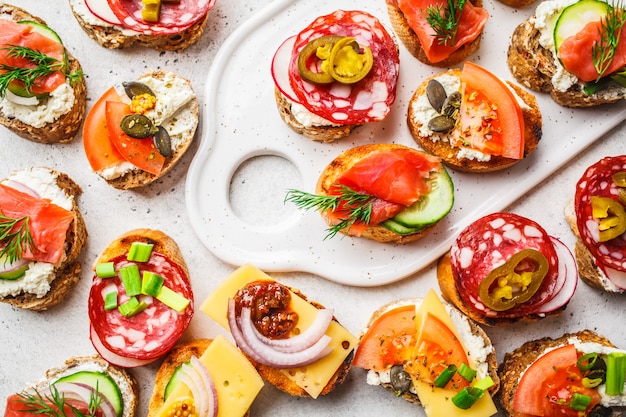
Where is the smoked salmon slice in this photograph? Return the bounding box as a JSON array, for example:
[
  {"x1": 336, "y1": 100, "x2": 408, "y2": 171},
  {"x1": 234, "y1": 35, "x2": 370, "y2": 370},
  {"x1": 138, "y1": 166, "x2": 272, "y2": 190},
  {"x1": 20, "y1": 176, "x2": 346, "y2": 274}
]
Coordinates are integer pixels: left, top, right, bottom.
[{"x1": 0, "y1": 184, "x2": 74, "y2": 265}]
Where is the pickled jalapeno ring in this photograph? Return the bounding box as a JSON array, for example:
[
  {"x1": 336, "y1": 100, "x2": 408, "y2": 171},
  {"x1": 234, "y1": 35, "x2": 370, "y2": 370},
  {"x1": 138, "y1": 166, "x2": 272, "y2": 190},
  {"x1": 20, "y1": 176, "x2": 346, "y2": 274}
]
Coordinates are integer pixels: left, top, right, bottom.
[
  {"x1": 297, "y1": 35, "x2": 343, "y2": 84},
  {"x1": 478, "y1": 249, "x2": 549, "y2": 311},
  {"x1": 591, "y1": 196, "x2": 626, "y2": 242}
]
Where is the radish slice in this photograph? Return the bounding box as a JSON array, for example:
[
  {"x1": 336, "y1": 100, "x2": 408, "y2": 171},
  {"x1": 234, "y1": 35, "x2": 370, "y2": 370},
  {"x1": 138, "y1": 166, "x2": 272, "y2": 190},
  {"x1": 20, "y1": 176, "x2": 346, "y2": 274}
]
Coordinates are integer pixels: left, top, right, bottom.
[
  {"x1": 84, "y1": 0, "x2": 122, "y2": 25},
  {"x1": 601, "y1": 266, "x2": 626, "y2": 290},
  {"x1": 53, "y1": 382, "x2": 117, "y2": 417},
  {"x1": 271, "y1": 35, "x2": 300, "y2": 103},
  {"x1": 89, "y1": 325, "x2": 155, "y2": 368},
  {"x1": 535, "y1": 237, "x2": 578, "y2": 313}
]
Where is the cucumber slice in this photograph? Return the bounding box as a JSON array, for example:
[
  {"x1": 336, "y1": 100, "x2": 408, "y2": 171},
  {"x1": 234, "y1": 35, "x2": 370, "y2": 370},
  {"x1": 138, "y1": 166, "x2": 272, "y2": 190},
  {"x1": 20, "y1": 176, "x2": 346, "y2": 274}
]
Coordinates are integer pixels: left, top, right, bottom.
[
  {"x1": 381, "y1": 218, "x2": 428, "y2": 235},
  {"x1": 54, "y1": 371, "x2": 123, "y2": 417},
  {"x1": 389, "y1": 166, "x2": 454, "y2": 228},
  {"x1": 17, "y1": 20, "x2": 69, "y2": 73},
  {"x1": 164, "y1": 364, "x2": 185, "y2": 400},
  {"x1": 554, "y1": 0, "x2": 610, "y2": 53}
]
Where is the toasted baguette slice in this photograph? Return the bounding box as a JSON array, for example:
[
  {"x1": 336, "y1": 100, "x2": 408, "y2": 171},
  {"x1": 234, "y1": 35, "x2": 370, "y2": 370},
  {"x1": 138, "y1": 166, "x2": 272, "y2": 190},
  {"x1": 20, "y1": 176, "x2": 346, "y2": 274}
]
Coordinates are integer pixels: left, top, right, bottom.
[
  {"x1": 97, "y1": 69, "x2": 198, "y2": 190},
  {"x1": 11, "y1": 355, "x2": 138, "y2": 417},
  {"x1": 408, "y1": 68, "x2": 542, "y2": 173},
  {"x1": 508, "y1": 18, "x2": 626, "y2": 107},
  {"x1": 437, "y1": 252, "x2": 566, "y2": 326},
  {"x1": 498, "y1": 330, "x2": 622, "y2": 417},
  {"x1": 386, "y1": 0, "x2": 483, "y2": 67},
  {"x1": 0, "y1": 4, "x2": 87, "y2": 144},
  {"x1": 315, "y1": 143, "x2": 447, "y2": 243},
  {"x1": 358, "y1": 298, "x2": 500, "y2": 406},
  {"x1": 68, "y1": 0, "x2": 209, "y2": 52},
  {"x1": 0, "y1": 167, "x2": 87, "y2": 311}
]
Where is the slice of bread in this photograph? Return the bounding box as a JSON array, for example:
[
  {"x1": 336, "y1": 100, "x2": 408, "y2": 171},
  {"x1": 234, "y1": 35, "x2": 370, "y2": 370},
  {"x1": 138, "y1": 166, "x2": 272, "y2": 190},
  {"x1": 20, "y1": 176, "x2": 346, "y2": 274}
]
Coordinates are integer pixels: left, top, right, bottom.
[
  {"x1": 0, "y1": 4, "x2": 87, "y2": 144},
  {"x1": 407, "y1": 68, "x2": 542, "y2": 173},
  {"x1": 68, "y1": 0, "x2": 209, "y2": 52},
  {"x1": 12, "y1": 355, "x2": 138, "y2": 417},
  {"x1": 315, "y1": 143, "x2": 445, "y2": 243},
  {"x1": 498, "y1": 330, "x2": 621, "y2": 417},
  {"x1": 386, "y1": 0, "x2": 483, "y2": 67},
  {"x1": 0, "y1": 167, "x2": 88, "y2": 311},
  {"x1": 508, "y1": 18, "x2": 626, "y2": 107}
]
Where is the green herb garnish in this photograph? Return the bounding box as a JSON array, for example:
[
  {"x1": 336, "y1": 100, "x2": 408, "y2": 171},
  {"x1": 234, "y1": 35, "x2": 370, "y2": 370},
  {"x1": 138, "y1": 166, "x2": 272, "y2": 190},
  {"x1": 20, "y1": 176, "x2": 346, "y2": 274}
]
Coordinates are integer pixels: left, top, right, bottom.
[
  {"x1": 16, "y1": 385, "x2": 103, "y2": 417},
  {"x1": 0, "y1": 45, "x2": 83, "y2": 98},
  {"x1": 0, "y1": 209, "x2": 36, "y2": 266},
  {"x1": 592, "y1": 2, "x2": 626, "y2": 80},
  {"x1": 423, "y1": 0, "x2": 468, "y2": 47},
  {"x1": 285, "y1": 185, "x2": 375, "y2": 239}
]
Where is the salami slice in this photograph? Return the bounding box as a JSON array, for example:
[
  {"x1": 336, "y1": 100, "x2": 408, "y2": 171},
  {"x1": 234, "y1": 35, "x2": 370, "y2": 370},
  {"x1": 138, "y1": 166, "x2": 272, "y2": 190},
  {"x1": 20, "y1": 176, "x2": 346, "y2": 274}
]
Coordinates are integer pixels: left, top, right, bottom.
[
  {"x1": 88, "y1": 253, "x2": 193, "y2": 364},
  {"x1": 288, "y1": 10, "x2": 400, "y2": 125},
  {"x1": 107, "y1": 0, "x2": 215, "y2": 35},
  {"x1": 575, "y1": 155, "x2": 626, "y2": 273},
  {"x1": 450, "y1": 212, "x2": 562, "y2": 318}
]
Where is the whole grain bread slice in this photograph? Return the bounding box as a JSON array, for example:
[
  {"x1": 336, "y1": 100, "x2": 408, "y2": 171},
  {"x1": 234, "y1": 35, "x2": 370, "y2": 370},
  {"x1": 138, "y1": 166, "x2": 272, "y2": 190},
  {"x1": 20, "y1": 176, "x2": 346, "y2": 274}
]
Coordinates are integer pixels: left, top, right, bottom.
[
  {"x1": 0, "y1": 168, "x2": 88, "y2": 311},
  {"x1": 0, "y1": 4, "x2": 87, "y2": 144}
]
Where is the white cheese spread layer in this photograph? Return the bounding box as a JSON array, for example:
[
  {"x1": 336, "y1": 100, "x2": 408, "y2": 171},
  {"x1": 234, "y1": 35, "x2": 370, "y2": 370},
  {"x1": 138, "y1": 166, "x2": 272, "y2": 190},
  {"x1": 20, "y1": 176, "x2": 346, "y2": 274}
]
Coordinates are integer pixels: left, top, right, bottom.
[{"x1": 0, "y1": 82, "x2": 75, "y2": 128}]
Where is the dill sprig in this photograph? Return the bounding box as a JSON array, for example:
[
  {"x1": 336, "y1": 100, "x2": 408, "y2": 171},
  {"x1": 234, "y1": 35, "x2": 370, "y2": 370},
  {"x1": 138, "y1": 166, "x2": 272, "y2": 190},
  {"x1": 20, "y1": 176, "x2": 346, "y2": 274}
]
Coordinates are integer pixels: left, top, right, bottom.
[
  {"x1": 0, "y1": 209, "x2": 36, "y2": 265},
  {"x1": 423, "y1": 0, "x2": 468, "y2": 47},
  {"x1": 285, "y1": 185, "x2": 375, "y2": 239},
  {"x1": 0, "y1": 45, "x2": 83, "y2": 98},
  {"x1": 592, "y1": 2, "x2": 626, "y2": 79},
  {"x1": 16, "y1": 385, "x2": 102, "y2": 417}
]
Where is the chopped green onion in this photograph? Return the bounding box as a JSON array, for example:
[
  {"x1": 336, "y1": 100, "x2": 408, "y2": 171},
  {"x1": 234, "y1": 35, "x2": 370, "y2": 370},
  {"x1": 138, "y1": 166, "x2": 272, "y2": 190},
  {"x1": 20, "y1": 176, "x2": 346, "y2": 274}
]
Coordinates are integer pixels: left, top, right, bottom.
[
  {"x1": 605, "y1": 352, "x2": 626, "y2": 395},
  {"x1": 118, "y1": 296, "x2": 148, "y2": 317},
  {"x1": 569, "y1": 392, "x2": 592, "y2": 411},
  {"x1": 156, "y1": 286, "x2": 190, "y2": 313},
  {"x1": 127, "y1": 241, "x2": 153, "y2": 262},
  {"x1": 119, "y1": 264, "x2": 141, "y2": 297},
  {"x1": 95, "y1": 262, "x2": 116, "y2": 278},
  {"x1": 452, "y1": 386, "x2": 484, "y2": 409},
  {"x1": 473, "y1": 375, "x2": 495, "y2": 391},
  {"x1": 577, "y1": 352, "x2": 598, "y2": 371},
  {"x1": 434, "y1": 364, "x2": 457, "y2": 388},
  {"x1": 103, "y1": 290, "x2": 118, "y2": 311},
  {"x1": 142, "y1": 271, "x2": 164, "y2": 297},
  {"x1": 458, "y1": 363, "x2": 477, "y2": 382}
]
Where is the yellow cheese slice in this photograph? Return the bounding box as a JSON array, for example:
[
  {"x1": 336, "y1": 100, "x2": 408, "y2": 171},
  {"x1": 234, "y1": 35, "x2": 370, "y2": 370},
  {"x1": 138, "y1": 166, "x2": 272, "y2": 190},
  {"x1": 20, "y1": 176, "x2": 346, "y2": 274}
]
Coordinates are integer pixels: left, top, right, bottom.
[
  {"x1": 154, "y1": 335, "x2": 264, "y2": 417},
  {"x1": 200, "y1": 264, "x2": 358, "y2": 398},
  {"x1": 412, "y1": 289, "x2": 497, "y2": 417}
]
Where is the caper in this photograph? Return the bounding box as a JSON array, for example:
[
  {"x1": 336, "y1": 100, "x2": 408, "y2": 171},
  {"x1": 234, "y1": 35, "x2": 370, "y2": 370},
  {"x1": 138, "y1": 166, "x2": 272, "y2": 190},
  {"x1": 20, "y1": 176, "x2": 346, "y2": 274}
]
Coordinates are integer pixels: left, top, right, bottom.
[
  {"x1": 120, "y1": 114, "x2": 158, "y2": 139},
  {"x1": 426, "y1": 79, "x2": 447, "y2": 113},
  {"x1": 389, "y1": 365, "x2": 412, "y2": 395},
  {"x1": 428, "y1": 115, "x2": 455, "y2": 133},
  {"x1": 441, "y1": 91, "x2": 461, "y2": 118},
  {"x1": 153, "y1": 126, "x2": 172, "y2": 158},
  {"x1": 122, "y1": 81, "x2": 155, "y2": 99}
]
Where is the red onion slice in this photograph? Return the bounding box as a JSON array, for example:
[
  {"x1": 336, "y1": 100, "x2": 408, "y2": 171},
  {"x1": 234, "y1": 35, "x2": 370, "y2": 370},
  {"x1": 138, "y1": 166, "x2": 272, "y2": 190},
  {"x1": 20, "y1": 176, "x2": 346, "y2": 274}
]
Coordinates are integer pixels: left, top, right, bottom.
[
  {"x1": 53, "y1": 382, "x2": 116, "y2": 417},
  {"x1": 2, "y1": 179, "x2": 40, "y2": 198},
  {"x1": 190, "y1": 356, "x2": 218, "y2": 417},
  {"x1": 179, "y1": 364, "x2": 208, "y2": 417},
  {"x1": 0, "y1": 256, "x2": 29, "y2": 278},
  {"x1": 535, "y1": 237, "x2": 578, "y2": 314}
]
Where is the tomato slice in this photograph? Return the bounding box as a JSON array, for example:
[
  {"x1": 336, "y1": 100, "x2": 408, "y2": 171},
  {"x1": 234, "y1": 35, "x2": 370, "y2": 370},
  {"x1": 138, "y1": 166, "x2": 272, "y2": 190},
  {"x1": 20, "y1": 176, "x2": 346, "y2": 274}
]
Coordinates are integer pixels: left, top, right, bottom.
[
  {"x1": 352, "y1": 304, "x2": 417, "y2": 371},
  {"x1": 457, "y1": 62, "x2": 524, "y2": 159},
  {"x1": 83, "y1": 87, "x2": 127, "y2": 173},
  {"x1": 105, "y1": 101, "x2": 165, "y2": 176},
  {"x1": 407, "y1": 312, "x2": 470, "y2": 388}
]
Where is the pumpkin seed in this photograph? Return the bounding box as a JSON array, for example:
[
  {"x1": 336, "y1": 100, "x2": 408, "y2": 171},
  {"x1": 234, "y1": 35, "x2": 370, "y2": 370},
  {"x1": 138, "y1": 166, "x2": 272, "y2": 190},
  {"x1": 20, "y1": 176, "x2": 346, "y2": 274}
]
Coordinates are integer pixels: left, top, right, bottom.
[
  {"x1": 122, "y1": 81, "x2": 155, "y2": 99},
  {"x1": 390, "y1": 365, "x2": 412, "y2": 394},
  {"x1": 426, "y1": 79, "x2": 447, "y2": 113},
  {"x1": 442, "y1": 91, "x2": 461, "y2": 117},
  {"x1": 428, "y1": 115, "x2": 455, "y2": 132},
  {"x1": 154, "y1": 126, "x2": 172, "y2": 158}
]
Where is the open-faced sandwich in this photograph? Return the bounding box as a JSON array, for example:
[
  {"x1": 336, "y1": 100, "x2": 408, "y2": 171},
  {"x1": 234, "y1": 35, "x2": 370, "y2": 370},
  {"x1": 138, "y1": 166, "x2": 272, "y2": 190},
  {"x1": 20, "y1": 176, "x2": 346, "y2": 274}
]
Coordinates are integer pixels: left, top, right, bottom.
[
  {"x1": 4, "y1": 354, "x2": 138, "y2": 417},
  {"x1": 352, "y1": 289, "x2": 500, "y2": 417},
  {"x1": 147, "y1": 337, "x2": 264, "y2": 417},
  {"x1": 0, "y1": 167, "x2": 87, "y2": 311},
  {"x1": 499, "y1": 330, "x2": 626, "y2": 416},
  {"x1": 285, "y1": 143, "x2": 454, "y2": 243},
  {"x1": 68, "y1": 0, "x2": 216, "y2": 51},
  {"x1": 508, "y1": 0, "x2": 626, "y2": 107},
  {"x1": 271, "y1": 9, "x2": 400, "y2": 142},
  {"x1": 201, "y1": 264, "x2": 358, "y2": 399},
  {"x1": 386, "y1": 0, "x2": 489, "y2": 66},
  {"x1": 565, "y1": 155, "x2": 626, "y2": 293},
  {"x1": 437, "y1": 212, "x2": 578, "y2": 326},
  {"x1": 88, "y1": 229, "x2": 194, "y2": 368},
  {"x1": 408, "y1": 62, "x2": 542, "y2": 173},
  {"x1": 83, "y1": 69, "x2": 198, "y2": 189},
  {"x1": 0, "y1": 3, "x2": 86, "y2": 144}
]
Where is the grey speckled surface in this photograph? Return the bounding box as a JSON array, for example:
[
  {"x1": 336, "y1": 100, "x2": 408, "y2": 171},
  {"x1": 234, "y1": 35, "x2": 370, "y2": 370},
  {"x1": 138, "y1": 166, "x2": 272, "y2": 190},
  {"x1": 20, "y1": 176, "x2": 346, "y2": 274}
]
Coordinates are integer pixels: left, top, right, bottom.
[{"x1": 1, "y1": 1, "x2": 626, "y2": 416}]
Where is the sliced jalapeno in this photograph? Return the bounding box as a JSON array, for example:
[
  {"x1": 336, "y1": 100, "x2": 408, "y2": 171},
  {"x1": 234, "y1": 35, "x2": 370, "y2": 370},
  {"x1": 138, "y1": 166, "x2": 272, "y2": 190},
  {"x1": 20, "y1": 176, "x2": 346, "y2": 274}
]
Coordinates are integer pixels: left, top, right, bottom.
[
  {"x1": 120, "y1": 114, "x2": 158, "y2": 139},
  {"x1": 478, "y1": 249, "x2": 549, "y2": 311},
  {"x1": 297, "y1": 35, "x2": 343, "y2": 84},
  {"x1": 591, "y1": 196, "x2": 626, "y2": 242},
  {"x1": 327, "y1": 37, "x2": 373, "y2": 84}
]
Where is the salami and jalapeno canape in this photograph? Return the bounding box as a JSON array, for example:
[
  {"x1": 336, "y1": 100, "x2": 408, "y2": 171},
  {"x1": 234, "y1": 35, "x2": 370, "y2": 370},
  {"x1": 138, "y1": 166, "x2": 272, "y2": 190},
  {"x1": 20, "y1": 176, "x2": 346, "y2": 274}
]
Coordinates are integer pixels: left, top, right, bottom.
[
  {"x1": 201, "y1": 264, "x2": 358, "y2": 399},
  {"x1": 88, "y1": 229, "x2": 193, "y2": 368},
  {"x1": 567, "y1": 155, "x2": 626, "y2": 293},
  {"x1": 499, "y1": 330, "x2": 626, "y2": 417},
  {"x1": 437, "y1": 212, "x2": 578, "y2": 326},
  {"x1": 271, "y1": 9, "x2": 400, "y2": 142}
]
